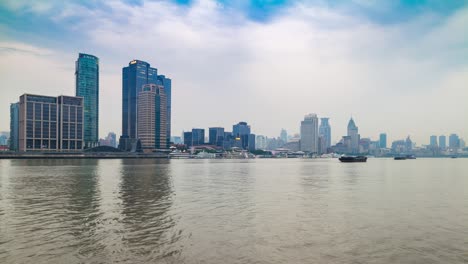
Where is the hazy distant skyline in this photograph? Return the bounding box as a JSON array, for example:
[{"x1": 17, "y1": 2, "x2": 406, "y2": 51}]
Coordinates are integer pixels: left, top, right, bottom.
[{"x1": 1, "y1": 0, "x2": 467, "y2": 145}]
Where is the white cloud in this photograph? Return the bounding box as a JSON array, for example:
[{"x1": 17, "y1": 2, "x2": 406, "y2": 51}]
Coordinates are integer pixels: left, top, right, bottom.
[{"x1": 0, "y1": 0, "x2": 467, "y2": 144}]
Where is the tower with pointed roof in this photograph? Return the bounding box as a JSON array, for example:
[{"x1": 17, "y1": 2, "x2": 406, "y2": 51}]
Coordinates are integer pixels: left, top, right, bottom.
[{"x1": 347, "y1": 117, "x2": 360, "y2": 153}]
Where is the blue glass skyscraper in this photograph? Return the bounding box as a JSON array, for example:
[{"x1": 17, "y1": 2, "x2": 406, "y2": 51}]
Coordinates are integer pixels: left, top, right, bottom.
[
  {"x1": 9, "y1": 102, "x2": 19, "y2": 151},
  {"x1": 157, "y1": 75, "x2": 171, "y2": 148},
  {"x1": 122, "y1": 60, "x2": 158, "y2": 140},
  {"x1": 75, "y1": 53, "x2": 99, "y2": 148}
]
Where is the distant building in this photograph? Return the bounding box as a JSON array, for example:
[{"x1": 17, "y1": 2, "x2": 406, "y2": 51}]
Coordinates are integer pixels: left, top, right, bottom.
[
  {"x1": 391, "y1": 140, "x2": 406, "y2": 154},
  {"x1": 319, "y1": 118, "x2": 331, "y2": 152},
  {"x1": 233, "y1": 122, "x2": 254, "y2": 150},
  {"x1": 171, "y1": 136, "x2": 182, "y2": 144},
  {"x1": 280, "y1": 129, "x2": 288, "y2": 143},
  {"x1": 256, "y1": 135, "x2": 267, "y2": 150},
  {"x1": 347, "y1": 117, "x2": 360, "y2": 153},
  {"x1": 157, "y1": 75, "x2": 172, "y2": 148},
  {"x1": 10, "y1": 103, "x2": 19, "y2": 151},
  {"x1": 192, "y1": 129, "x2": 205, "y2": 146},
  {"x1": 430, "y1": 135, "x2": 438, "y2": 147},
  {"x1": 75, "y1": 53, "x2": 99, "y2": 148},
  {"x1": 405, "y1": 136, "x2": 413, "y2": 153},
  {"x1": 449, "y1": 134, "x2": 460, "y2": 149},
  {"x1": 19, "y1": 94, "x2": 84, "y2": 151},
  {"x1": 184, "y1": 132, "x2": 193, "y2": 147},
  {"x1": 209, "y1": 127, "x2": 225, "y2": 146},
  {"x1": 137, "y1": 84, "x2": 167, "y2": 150},
  {"x1": 300, "y1": 114, "x2": 319, "y2": 153},
  {"x1": 99, "y1": 132, "x2": 117, "y2": 148},
  {"x1": 379, "y1": 133, "x2": 387, "y2": 149},
  {"x1": 439, "y1": 135, "x2": 446, "y2": 149},
  {"x1": 248, "y1": 134, "x2": 256, "y2": 151}
]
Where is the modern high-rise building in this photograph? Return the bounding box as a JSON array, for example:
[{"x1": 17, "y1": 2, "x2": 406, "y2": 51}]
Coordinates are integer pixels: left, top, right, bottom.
[
  {"x1": 122, "y1": 60, "x2": 158, "y2": 140},
  {"x1": 122, "y1": 60, "x2": 171, "y2": 149},
  {"x1": 449, "y1": 134, "x2": 460, "y2": 149},
  {"x1": 157, "y1": 75, "x2": 172, "y2": 147},
  {"x1": 137, "y1": 84, "x2": 167, "y2": 150},
  {"x1": 233, "y1": 122, "x2": 252, "y2": 150},
  {"x1": 280, "y1": 129, "x2": 288, "y2": 143},
  {"x1": 209, "y1": 127, "x2": 225, "y2": 146},
  {"x1": 439, "y1": 135, "x2": 446, "y2": 149},
  {"x1": 379, "y1": 133, "x2": 387, "y2": 149},
  {"x1": 9, "y1": 103, "x2": 19, "y2": 151},
  {"x1": 319, "y1": 118, "x2": 331, "y2": 151},
  {"x1": 18, "y1": 94, "x2": 84, "y2": 151},
  {"x1": 300, "y1": 114, "x2": 319, "y2": 153},
  {"x1": 256, "y1": 135, "x2": 267, "y2": 150},
  {"x1": 347, "y1": 117, "x2": 360, "y2": 153},
  {"x1": 183, "y1": 131, "x2": 193, "y2": 147},
  {"x1": 430, "y1": 135, "x2": 438, "y2": 147},
  {"x1": 75, "y1": 53, "x2": 99, "y2": 148},
  {"x1": 191, "y1": 128, "x2": 205, "y2": 146}
]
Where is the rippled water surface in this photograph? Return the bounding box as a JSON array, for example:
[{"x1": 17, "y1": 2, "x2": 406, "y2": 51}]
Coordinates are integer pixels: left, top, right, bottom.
[{"x1": 0, "y1": 158, "x2": 467, "y2": 263}]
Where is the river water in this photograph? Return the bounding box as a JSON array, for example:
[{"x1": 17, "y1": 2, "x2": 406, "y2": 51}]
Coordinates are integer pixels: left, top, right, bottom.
[{"x1": 0, "y1": 158, "x2": 467, "y2": 264}]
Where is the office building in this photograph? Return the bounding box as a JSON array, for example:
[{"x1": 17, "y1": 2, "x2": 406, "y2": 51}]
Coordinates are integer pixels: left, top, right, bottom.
[
  {"x1": 157, "y1": 75, "x2": 172, "y2": 148},
  {"x1": 75, "y1": 53, "x2": 99, "y2": 148},
  {"x1": 319, "y1": 118, "x2": 331, "y2": 152},
  {"x1": 137, "y1": 84, "x2": 167, "y2": 150},
  {"x1": 18, "y1": 94, "x2": 84, "y2": 151},
  {"x1": 347, "y1": 117, "x2": 360, "y2": 153},
  {"x1": 300, "y1": 114, "x2": 319, "y2": 153},
  {"x1": 280, "y1": 129, "x2": 287, "y2": 143},
  {"x1": 192, "y1": 129, "x2": 205, "y2": 146},
  {"x1": 379, "y1": 133, "x2": 387, "y2": 149},
  {"x1": 209, "y1": 127, "x2": 225, "y2": 146},
  {"x1": 439, "y1": 135, "x2": 446, "y2": 149},
  {"x1": 430, "y1": 135, "x2": 438, "y2": 147},
  {"x1": 233, "y1": 121, "x2": 253, "y2": 150},
  {"x1": 256, "y1": 135, "x2": 267, "y2": 150},
  {"x1": 449, "y1": 134, "x2": 460, "y2": 149},
  {"x1": 10, "y1": 103, "x2": 19, "y2": 151}
]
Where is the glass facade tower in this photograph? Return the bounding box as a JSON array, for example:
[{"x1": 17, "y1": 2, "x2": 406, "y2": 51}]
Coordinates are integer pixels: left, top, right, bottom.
[
  {"x1": 10, "y1": 103, "x2": 19, "y2": 151},
  {"x1": 122, "y1": 60, "x2": 158, "y2": 140},
  {"x1": 75, "y1": 53, "x2": 99, "y2": 148}
]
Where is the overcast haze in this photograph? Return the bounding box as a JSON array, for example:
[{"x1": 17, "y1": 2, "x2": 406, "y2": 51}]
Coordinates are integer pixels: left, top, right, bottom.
[{"x1": 0, "y1": 0, "x2": 467, "y2": 145}]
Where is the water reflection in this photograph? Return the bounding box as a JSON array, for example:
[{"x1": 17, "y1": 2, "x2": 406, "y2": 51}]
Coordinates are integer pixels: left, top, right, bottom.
[{"x1": 118, "y1": 159, "x2": 181, "y2": 262}]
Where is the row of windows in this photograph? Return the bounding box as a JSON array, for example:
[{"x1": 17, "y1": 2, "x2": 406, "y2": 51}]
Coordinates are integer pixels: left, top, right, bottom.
[
  {"x1": 62, "y1": 106, "x2": 83, "y2": 122},
  {"x1": 26, "y1": 121, "x2": 57, "y2": 138},
  {"x1": 26, "y1": 103, "x2": 57, "y2": 121},
  {"x1": 25, "y1": 139, "x2": 82, "y2": 150}
]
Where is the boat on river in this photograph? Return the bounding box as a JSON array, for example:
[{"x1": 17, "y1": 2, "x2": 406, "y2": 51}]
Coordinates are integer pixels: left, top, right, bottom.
[{"x1": 339, "y1": 156, "x2": 367, "y2": 163}]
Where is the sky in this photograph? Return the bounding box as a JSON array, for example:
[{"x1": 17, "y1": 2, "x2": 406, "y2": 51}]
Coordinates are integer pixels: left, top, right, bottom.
[{"x1": 0, "y1": 0, "x2": 467, "y2": 145}]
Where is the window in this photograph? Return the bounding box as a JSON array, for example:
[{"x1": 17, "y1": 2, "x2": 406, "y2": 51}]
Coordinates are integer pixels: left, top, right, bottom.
[
  {"x1": 77, "y1": 124, "x2": 83, "y2": 139},
  {"x1": 77, "y1": 141, "x2": 82, "y2": 149},
  {"x1": 27, "y1": 103, "x2": 34, "y2": 120},
  {"x1": 34, "y1": 121, "x2": 42, "y2": 138},
  {"x1": 43, "y1": 122, "x2": 49, "y2": 138},
  {"x1": 70, "y1": 106, "x2": 76, "y2": 122},
  {"x1": 63, "y1": 106, "x2": 69, "y2": 122},
  {"x1": 35, "y1": 104, "x2": 42, "y2": 120},
  {"x1": 50, "y1": 122, "x2": 57, "y2": 138},
  {"x1": 27, "y1": 121, "x2": 33, "y2": 137},
  {"x1": 35, "y1": 139, "x2": 41, "y2": 149},
  {"x1": 63, "y1": 123, "x2": 69, "y2": 139},
  {"x1": 62, "y1": 140, "x2": 68, "y2": 149},
  {"x1": 27, "y1": 139, "x2": 33, "y2": 149},
  {"x1": 70, "y1": 140, "x2": 76, "y2": 150},
  {"x1": 70, "y1": 123, "x2": 76, "y2": 139},
  {"x1": 43, "y1": 104, "x2": 49, "y2": 121},
  {"x1": 50, "y1": 106, "x2": 57, "y2": 121},
  {"x1": 50, "y1": 140, "x2": 57, "y2": 149},
  {"x1": 42, "y1": 140, "x2": 49, "y2": 149}
]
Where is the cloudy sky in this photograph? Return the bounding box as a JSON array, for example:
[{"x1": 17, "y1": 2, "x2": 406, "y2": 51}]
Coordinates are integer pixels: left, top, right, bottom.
[{"x1": 0, "y1": 0, "x2": 467, "y2": 145}]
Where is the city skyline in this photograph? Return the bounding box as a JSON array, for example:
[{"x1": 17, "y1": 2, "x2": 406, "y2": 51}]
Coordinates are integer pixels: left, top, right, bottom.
[{"x1": 1, "y1": 1, "x2": 467, "y2": 144}]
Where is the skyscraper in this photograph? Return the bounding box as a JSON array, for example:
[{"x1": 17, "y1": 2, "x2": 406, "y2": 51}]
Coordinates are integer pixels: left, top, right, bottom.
[
  {"x1": 122, "y1": 60, "x2": 171, "y2": 149},
  {"x1": 191, "y1": 129, "x2": 205, "y2": 146},
  {"x1": 319, "y1": 118, "x2": 331, "y2": 151},
  {"x1": 347, "y1": 117, "x2": 360, "y2": 153},
  {"x1": 449, "y1": 134, "x2": 460, "y2": 149},
  {"x1": 122, "y1": 60, "x2": 158, "y2": 140},
  {"x1": 430, "y1": 135, "x2": 438, "y2": 147},
  {"x1": 439, "y1": 135, "x2": 446, "y2": 149},
  {"x1": 379, "y1": 133, "x2": 387, "y2": 149},
  {"x1": 157, "y1": 75, "x2": 172, "y2": 147},
  {"x1": 280, "y1": 129, "x2": 288, "y2": 143},
  {"x1": 209, "y1": 127, "x2": 225, "y2": 146},
  {"x1": 300, "y1": 114, "x2": 319, "y2": 153},
  {"x1": 137, "y1": 84, "x2": 167, "y2": 150},
  {"x1": 9, "y1": 103, "x2": 19, "y2": 151},
  {"x1": 75, "y1": 53, "x2": 99, "y2": 148},
  {"x1": 233, "y1": 122, "x2": 252, "y2": 150}
]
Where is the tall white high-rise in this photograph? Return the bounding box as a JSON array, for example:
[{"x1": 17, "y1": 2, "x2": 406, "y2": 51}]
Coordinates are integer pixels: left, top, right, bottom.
[
  {"x1": 300, "y1": 113, "x2": 319, "y2": 153},
  {"x1": 347, "y1": 117, "x2": 360, "y2": 153},
  {"x1": 319, "y1": 118, "x2": 331, "y2": 152}
]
